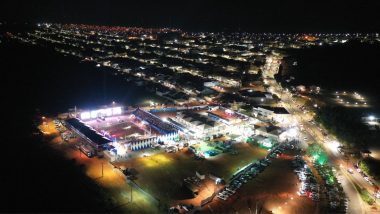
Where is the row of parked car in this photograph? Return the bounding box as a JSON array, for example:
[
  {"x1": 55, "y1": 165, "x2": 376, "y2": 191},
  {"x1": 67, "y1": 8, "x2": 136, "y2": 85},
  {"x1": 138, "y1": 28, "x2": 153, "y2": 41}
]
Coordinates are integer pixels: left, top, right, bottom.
[
  {"x1": 353, "y1": 164, "x2": 376, "y2": 186},
  {"x1": 54, "y1": 119, "x2": 66, "y2": 132},
  {"x1": 217, "y1": 158, "x2": 272, "y2": 201},
  {"x1": 314, "y1": 163, "x2": 347, "y2": 212},
  {"x1": 169, "y1": 204, "x2": 194, "y2": 213},
  {"x1": 268, "y1": 144, "x2": 285, "y2": 159},
  {"x1": 374, "y1": 190, "x2": 380, "y2": 199},
  {"x1": 61, "y1": 131, "x2": 76, "y2": 141},
  {"x1": 292, "y1": 156, "x2": 320, "y2": 202},
  {"x1": 184, "y1": 175, "x2": 202, "y2": 187}
]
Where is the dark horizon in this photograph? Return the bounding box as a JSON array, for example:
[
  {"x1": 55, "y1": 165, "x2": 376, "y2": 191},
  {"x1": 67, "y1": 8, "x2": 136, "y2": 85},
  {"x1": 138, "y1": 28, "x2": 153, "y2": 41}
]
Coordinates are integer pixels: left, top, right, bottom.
[{"x1": 1, "y1": 0, "x2": 380, "y2": 33}]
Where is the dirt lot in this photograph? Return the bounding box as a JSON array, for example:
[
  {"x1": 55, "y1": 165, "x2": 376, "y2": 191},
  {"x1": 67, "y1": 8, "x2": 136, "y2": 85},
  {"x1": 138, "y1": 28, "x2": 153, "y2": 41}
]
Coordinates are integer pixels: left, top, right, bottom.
[
  {"x1": 41, "y1": 120, "x2": 161, "y2": 213},
  {"x1": 202, "y1": 153, "x2": 320, "y2": 214},
  {"x1": 113, "y1": 143, "x2": 268, "y2": 206}
]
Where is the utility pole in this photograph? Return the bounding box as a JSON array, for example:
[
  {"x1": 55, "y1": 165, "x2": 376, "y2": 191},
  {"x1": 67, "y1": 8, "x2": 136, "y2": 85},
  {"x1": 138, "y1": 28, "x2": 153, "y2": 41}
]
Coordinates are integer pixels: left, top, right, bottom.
[
  {"x1": 130, "y1": 183, "x2": 133, "y2": 202},
  {"x1": 101, "y1": 162, "x2": 104, "y2": 178}
]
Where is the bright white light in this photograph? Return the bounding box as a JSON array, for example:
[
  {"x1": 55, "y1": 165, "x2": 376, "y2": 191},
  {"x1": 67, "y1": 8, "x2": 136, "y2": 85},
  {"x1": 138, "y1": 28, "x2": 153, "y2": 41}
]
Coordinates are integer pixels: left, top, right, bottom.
[
  {"x1": 263, "y1": 141, "x2": 272, "y2": 148},
  {"x1": 80, "y1": 112, "x2": 91, "y2": 120},
  {"x1": 288, "y1": 128, "x2": 298, "y2": 137},
  {"x1": 328, "y1": 141, "x2": 340, "y2": 154},
  {"x1": 112, "y1": 107, "x2": 122, "y2": 115},
  {"x1": 91, "y1": 110, "x2": 98, "y2": 118},
  {"x1": 162, "y1": 118, "x2": 168, "y2": 122},
  {"x1": 113, "y1": 142, "x2": 127, "y2": 155},
  {"x1": 369, "y1": 115, "x2": 375, "y2": 121},
  {"x1": 105, "y1": 108, "x2": 113, "y2": 116},
  {"x1": 225, "y1": 109, "x2": 234, "y2": 115}
]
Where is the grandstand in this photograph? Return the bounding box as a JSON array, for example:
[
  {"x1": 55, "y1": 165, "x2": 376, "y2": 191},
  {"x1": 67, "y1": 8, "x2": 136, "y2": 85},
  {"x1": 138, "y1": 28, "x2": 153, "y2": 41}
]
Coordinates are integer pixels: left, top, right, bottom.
[
  {"x1": 132, "y1": 108, "x2": 178, "y2": 134},
  {"x1": 65, "y1": 118, "x2": 112, "y2": 149}
]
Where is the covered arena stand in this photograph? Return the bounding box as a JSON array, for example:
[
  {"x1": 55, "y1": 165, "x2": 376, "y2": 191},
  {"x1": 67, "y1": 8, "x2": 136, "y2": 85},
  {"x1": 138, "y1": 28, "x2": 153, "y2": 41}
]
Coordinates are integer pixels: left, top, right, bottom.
[
  {"x1": 132, "y1": 108, "x2": 178, "y2": 134},
  {"x1": 65, "y1": 118, "x2": 112, "y2": 149}
]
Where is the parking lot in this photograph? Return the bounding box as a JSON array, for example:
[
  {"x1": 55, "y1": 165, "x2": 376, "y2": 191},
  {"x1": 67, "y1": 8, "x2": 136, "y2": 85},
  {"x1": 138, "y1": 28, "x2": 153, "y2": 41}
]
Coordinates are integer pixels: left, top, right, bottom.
[
  {"x1": 203, "y1": 148, "x2": 320, "y2": 214},
  {"x1": 113, "y1": 142, "x2": 268, "y2": 207}
]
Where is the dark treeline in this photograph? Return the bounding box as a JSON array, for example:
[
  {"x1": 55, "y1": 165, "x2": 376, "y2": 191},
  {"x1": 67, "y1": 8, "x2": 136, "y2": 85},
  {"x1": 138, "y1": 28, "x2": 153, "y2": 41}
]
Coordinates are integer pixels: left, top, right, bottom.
[
  {"x1": 280, "y1": 40, "x2": 380, "y2": 101},
  {"x1": 315, "y1": 106, "x2": 380, "y2": 149},
  {"x1": 0, "y1": 40, "x2": 128, "y2": 211}
]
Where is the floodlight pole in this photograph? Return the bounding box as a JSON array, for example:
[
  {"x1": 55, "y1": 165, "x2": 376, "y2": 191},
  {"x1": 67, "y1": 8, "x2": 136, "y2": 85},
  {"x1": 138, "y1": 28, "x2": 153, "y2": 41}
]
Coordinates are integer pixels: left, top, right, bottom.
[
  {"x1": 130, "y1": 183, "x2": 133, "y2": 202},
  {"x1": 101, "y1": 162, "x2": 104, "y2": 178}
]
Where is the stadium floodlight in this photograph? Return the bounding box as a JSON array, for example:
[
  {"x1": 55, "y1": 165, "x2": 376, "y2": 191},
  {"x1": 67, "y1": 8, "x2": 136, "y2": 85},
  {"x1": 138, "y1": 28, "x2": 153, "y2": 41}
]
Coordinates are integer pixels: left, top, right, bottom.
[
  {"x1": 112, "y1": 107, "x2": 122, "y2": 115},
  {"x1": 91, "y1": 110, "x2": 99, "y2": 118},
  {"x1": 105, "y1": 108, "x2": 113, "y2": 116},
  {"x1": 81, "y1": 111, "x2": 91, "y2": 120}
]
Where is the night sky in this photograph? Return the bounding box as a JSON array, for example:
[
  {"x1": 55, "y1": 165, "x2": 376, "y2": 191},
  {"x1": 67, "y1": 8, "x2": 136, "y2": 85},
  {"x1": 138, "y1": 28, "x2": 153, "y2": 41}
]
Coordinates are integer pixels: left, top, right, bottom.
[{"x1": 1, "y1": 0, "x2": 380, "y2": 32}]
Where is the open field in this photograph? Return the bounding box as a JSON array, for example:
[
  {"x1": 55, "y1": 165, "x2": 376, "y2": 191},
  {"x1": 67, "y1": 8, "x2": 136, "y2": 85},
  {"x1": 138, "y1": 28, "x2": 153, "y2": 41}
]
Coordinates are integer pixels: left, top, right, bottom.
[{"x1": 113, "y1": 143, "x2": 268, "y2": 206}]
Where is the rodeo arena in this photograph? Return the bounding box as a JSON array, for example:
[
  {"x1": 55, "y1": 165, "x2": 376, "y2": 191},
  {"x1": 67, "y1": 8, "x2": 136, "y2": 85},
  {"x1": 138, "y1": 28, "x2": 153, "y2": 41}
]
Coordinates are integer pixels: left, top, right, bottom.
[{"x1": 59, "y1": 104, "x2": 259, "y2": 160}]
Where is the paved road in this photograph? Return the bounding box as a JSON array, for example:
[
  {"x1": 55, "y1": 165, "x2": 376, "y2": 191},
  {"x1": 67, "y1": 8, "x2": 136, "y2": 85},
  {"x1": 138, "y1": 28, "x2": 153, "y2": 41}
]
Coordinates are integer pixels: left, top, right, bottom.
[{"x1": 263, "y1": 56, "x2": 365, "y2": 214}]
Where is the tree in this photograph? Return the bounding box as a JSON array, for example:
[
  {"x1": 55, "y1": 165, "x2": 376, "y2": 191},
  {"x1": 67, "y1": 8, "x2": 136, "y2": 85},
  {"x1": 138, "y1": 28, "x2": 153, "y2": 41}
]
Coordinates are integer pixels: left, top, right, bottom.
[
  {"x1": 359, "y1": 161, "x2": 370, "y2": 175},
  {"x1": 307, "y1": 143, "x2": 323, "y2": 156}
]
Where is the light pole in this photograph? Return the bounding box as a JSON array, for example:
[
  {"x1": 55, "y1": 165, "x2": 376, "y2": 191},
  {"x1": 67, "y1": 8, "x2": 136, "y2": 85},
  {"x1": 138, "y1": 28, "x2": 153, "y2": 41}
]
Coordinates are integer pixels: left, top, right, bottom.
[
  {"x1": 130, "y1": 183, "x2": 133, "y2": 202},
  {"x1": 101, "y1": 162, "x2": 104, "y2": 178}
]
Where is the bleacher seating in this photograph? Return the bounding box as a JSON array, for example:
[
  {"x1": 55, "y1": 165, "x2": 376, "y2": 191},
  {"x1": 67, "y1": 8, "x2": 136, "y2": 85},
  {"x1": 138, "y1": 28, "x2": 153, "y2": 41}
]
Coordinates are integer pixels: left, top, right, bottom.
[{"x1": 132, "y1": 108, "x2": 178, "y2": 134}]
